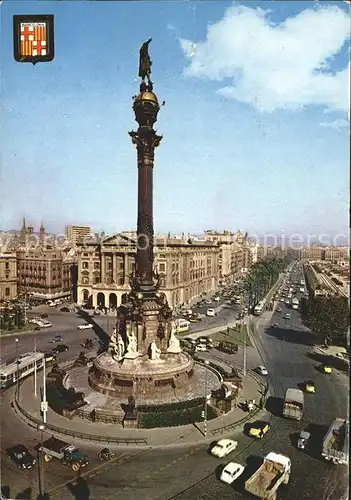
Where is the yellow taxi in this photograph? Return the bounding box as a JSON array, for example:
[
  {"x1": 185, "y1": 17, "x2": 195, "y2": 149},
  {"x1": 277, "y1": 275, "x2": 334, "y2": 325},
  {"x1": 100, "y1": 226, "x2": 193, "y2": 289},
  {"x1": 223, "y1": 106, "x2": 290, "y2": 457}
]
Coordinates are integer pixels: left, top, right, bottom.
[
  {"x1": 320, "y1": 364, "x2": 332, "y2": 374},
  {"x1": 248, "y1": 421, "x2": 271, "y2": 439},
  {"x1": 304, "y1": 380, "x2": 316, "y2": 393}
]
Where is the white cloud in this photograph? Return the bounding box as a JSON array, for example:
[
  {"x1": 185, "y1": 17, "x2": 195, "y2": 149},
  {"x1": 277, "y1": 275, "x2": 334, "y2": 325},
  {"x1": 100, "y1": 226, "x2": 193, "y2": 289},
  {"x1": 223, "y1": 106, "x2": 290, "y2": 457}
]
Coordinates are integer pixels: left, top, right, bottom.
[
  {"x1": 180, "y1": 4, "x2": 350, "y2": 112},
  {"x1": 320, "y1": 118, "x2": 350, "y2": 130}
]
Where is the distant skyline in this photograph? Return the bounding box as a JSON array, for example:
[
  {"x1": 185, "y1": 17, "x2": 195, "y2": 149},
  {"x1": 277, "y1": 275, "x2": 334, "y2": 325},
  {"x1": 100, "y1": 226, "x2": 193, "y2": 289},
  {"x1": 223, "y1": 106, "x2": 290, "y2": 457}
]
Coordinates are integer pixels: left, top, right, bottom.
[{"x1": 1, "y1": 1, "x2": 350, "y2": 239}]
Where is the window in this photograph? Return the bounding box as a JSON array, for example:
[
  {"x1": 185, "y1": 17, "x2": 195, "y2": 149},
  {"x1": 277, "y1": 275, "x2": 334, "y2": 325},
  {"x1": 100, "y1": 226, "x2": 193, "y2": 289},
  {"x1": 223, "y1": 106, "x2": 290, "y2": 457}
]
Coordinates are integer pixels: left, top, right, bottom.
[
  {"x1": 94, "y1": 276, "x2": 100, "y2": 284},
  {"x1": 159, "y1": 263, "x2": 165, "y2": 272},
  {"x1": 5, "y1": 273, "x2": 9, "y2": 279},
  {"x1": 107, "y1": 262, "x2": 112, "y2": 270},
  {"x1": 5, "y1": 262, "x2": 9, "y2": 270},
  {"x1": 83, "y1": 253, "x2": 89, "y2": 257},
  {"x1": 5, "y1": 287, "x2": 10, "y2": 296},
  {"x1": 94, "y1": 262, "x2": 100, "y2": 269},
  {"x1": 119, "y1": 262, "x2": 124, "y2": 270},
  {"x1": 82, "y1": 262, "x2": 89, "y2": 269},
  {"x1": 118, "y1": 277, "x2": 124, "y2": 286}
]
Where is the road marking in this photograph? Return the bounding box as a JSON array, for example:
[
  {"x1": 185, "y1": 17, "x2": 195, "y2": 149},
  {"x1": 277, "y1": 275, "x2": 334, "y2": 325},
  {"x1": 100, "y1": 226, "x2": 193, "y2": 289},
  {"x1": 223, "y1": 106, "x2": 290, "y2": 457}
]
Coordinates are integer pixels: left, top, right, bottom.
[{"x1": 46, "y1": 451, "x2": 134, "y2": 496}]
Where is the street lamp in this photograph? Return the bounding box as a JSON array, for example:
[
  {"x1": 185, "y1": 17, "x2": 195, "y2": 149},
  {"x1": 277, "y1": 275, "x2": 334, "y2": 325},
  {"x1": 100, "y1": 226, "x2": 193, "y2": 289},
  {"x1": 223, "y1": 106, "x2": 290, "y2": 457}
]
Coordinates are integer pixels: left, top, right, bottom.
[
  {"x1": 15, "y1": 338, "x2": 19, "y2": 401},
  {"x1": 37, "y1": 423, "x2": 46, "y2": 499},
  {"x1": 240, "y1": 294, "x2": 247, "y2": 377},
  {"x1": 203, "y1": 359, "x2": 210, "y2": 437}
]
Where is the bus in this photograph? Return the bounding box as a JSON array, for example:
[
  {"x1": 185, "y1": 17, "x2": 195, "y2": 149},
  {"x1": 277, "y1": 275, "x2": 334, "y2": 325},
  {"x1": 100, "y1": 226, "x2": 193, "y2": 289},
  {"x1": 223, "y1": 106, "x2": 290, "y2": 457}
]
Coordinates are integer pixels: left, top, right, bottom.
[
  {"x1": 171, "y1": 318, "x2": 190, "y2": 333},
  {"x1": 254, "y1": 301, "x2": 264, "y2": 316},
  {"x1": 0, "y1": 352, "x2": 45, "y2": 389}
]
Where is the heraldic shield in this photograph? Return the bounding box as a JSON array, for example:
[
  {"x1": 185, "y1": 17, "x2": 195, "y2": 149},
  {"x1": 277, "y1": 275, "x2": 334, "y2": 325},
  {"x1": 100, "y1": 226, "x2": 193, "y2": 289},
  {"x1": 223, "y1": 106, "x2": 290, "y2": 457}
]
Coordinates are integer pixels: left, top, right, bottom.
[{"x1": 13, "y1": 14, "x2": 55, "y2": 64}]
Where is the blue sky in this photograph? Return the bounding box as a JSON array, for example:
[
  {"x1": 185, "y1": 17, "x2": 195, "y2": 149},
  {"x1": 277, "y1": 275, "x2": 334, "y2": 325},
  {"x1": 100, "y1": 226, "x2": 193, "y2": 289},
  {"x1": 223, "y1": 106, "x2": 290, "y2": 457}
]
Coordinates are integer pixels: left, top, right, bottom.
[{"x1": 1, "y1": 1, "x2": 350, "y2": 240}]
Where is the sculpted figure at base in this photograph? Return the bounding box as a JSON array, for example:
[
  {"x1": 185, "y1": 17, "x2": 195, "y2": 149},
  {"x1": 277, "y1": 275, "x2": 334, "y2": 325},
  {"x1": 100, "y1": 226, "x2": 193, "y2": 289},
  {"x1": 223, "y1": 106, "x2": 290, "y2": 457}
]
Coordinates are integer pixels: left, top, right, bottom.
[
  {"x1": 167, "y1": 330, "x2": 182, "y2": 354},
  {"x1": 109, "y1": 327, "x2": 117, "y2": 346},
  {"x1": 149, "y1": 340, "x2": 161, "y2": 360},
  {"x1": 126, "y1": 331, "x2": 138, "y2": 354}
]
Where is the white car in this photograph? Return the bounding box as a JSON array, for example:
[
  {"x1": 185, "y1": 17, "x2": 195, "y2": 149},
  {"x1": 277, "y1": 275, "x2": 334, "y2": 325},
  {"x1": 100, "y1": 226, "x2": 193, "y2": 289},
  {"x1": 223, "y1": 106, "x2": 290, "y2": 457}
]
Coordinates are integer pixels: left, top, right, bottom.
[
  {"x1": 257, "y1": 365, "x2": 268, "y2": 376},
  {"x1": 220, "y1": 462, "x2": 245, "y2": 484},
  {"x1": 78, "y1": 323, "x2": 93, "y2": 330},
  {"x1": 211, "y1": 439, "x2": 238, "y2": 458},
  {"x1": 206, "y1": 308, "x2": 215, "y2": 317},
  {"x1": 195, "y1": 344, "x2": 207, "y2": 352},
  {"x1": 41, "y1": 322, "x2": 52, "y2": 328}
]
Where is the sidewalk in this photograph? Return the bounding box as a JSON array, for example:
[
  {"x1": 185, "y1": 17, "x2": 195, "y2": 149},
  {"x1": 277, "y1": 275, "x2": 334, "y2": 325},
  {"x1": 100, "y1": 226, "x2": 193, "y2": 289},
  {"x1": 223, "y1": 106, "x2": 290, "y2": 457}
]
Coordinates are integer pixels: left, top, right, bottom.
[{"x1": 11, "y1": 369, "x2": 266, "y2": 448}]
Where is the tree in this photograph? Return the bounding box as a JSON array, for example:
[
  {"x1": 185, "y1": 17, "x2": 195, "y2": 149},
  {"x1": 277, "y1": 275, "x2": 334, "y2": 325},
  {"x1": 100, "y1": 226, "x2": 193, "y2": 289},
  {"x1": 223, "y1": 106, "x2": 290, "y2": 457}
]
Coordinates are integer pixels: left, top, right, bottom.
[
  {"x1": 300, "y1": 296, "x2": 349, "y2": 346},
  {"x1": 245, "y1": 257, "x2": 287, "y2": 308}
]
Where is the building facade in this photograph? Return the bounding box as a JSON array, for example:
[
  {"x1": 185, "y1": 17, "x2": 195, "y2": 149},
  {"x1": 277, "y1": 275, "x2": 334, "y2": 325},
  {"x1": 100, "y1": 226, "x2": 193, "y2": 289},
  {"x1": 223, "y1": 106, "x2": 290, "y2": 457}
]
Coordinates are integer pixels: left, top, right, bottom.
[
  {"x1": 65, "y1": 225, "x2": 92, "y2": 245},
  {"x1": 16, "y1": 247, "x2": 76, "y2": 302},
  {"x1": 0, "y1": 253, "x2": 17, "y2": 302},
  {"x1": 204, "y1": 230, "x2": 251, "y2": 284},
  {"x1": 77, "y1": 234, "x2": 219, "y2": 309}
]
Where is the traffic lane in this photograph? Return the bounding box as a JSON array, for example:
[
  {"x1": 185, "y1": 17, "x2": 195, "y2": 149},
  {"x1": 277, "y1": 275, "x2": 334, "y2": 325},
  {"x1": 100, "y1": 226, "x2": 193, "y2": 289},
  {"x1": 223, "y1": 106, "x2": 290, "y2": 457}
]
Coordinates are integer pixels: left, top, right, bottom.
[
  {"x1": 162, "y1": 417, "x2": 348, "y2": 500},
  {"x1": 0, "y1": 391, "x2": 134, "y2": 499},
  {"x1": 55, "y1": 436, "x2": 256, "y2": 500},
  {"x1": 255, "y1": 310, "x2": 348, "y2": 428},
  {"x1": 189, "y1": 304, "x2": 240, "y2": 332},
  {"x1": 198, "y1": 345, "x2": 263, "y2": 373},
  {"x1": 0, "y1": 314, "x2": 115, "y2": 361}
]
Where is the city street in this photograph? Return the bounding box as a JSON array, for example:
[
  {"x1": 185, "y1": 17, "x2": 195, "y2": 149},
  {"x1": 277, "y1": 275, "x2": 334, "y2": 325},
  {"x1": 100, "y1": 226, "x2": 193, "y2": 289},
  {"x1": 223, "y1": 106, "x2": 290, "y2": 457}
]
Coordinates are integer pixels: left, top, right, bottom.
[
  {"x1": 1, "y1": 283, "x2": 348, "y2": 499},
  {"x1": 0, "y1": 298, "x2": 241, "y2": 363}
]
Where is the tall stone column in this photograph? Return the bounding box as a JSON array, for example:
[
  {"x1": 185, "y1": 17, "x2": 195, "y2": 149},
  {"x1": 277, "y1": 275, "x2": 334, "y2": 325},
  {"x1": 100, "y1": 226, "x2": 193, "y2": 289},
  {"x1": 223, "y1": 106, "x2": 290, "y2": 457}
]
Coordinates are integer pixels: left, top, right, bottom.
[
  {"x1": 129, "y1": 83, "x2": 162, "y2": 294},
  {"x1": 101, "y1": 252, "x2": 105, "y2": 284}
]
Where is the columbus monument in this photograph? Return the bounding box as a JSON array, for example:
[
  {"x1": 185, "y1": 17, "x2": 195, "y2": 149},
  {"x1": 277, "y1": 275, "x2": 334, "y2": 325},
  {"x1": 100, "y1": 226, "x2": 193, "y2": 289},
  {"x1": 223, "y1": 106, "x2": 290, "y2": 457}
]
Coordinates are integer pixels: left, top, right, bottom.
[{"x1": 88, "y1": 40, "x2": 197, "y2": 402}]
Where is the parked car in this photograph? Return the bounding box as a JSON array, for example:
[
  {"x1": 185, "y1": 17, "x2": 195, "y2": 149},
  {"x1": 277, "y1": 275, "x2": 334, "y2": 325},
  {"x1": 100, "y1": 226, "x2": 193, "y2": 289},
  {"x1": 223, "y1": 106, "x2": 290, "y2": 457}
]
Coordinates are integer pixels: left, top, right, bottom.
[
  {"x1": 320, "y1": 364, "x2": 332, "y2": 374},
  {"x1": 52, "y1": 344, "x2": 69, "y2": 354},
  {"x1": 220, "y1": 462, "x2": 245, "y2": 484},
  {"x1": 7, "y1": 444, "x2": 36, "y2": 470},
  {"x1": 78, "y1": 323, "x2": 93, "y2": 330},
  {"x1": 183, "y1": 337, "x2": 197, "y2": 345},
  {"x1": 197, "y1": 337, "x2": 213, "y2": 345},
  {"x1": 218, "y1": 341, "x2": 238, "y2": 354},
  {"x1": 41, "y1": 321, "x2": 52, "y2": 328},
  {"x1": 206, "y1": 308, "x2": 215, "y2": 317},
  {"x1": 49, "y1": 335, "x2": 63, "y2": 344},
  {"x1": 40, "y1": 313, "x2": 48, "y2": 319},
  {"x1": 60, "y1": 307, "x2": 70, "y2": 312},
  {"x1": 257, "y1": 365, "x2": 268, "y2": 376},
  {"x1": 195, "y1": 344, "x2": 208, "y2": 352},
  {"x1": 211, "y1": 439, "x2": 238, "y2": 458}
]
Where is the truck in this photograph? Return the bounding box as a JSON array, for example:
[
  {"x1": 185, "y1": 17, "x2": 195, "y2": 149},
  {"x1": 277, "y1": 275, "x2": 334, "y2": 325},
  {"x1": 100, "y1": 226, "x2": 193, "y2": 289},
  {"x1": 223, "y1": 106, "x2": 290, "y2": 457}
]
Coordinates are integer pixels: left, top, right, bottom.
[
  {"x1": 245, "y1": 452, "x2": 291, "y2": 500},
  {"x1": 39, "y1": 437, "x2": 90, "y2": 471},
  {"x1": 322, "y1": 418, "x2": 349, "y2": 465},
  {"x1": 283, "y1": 388, "x2": 304, "y2": 420}
]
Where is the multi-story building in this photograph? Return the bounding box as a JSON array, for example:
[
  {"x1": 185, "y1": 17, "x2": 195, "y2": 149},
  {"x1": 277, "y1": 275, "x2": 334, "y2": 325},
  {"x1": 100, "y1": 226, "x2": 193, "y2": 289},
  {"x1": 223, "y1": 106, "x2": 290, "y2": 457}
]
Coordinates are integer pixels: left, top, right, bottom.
[
  {"x1": 298, "y1": 247, "x2": 324, "y2": 261},
  {"x1": 323, "y1": 247, "x2": 349, "y2": 262},
  {"x1": 204, "y1": 230, "x2": 248, "y2": 285},
  {"x1": 0, "y1": 253, "x2": 17, "y2": 302},
  {"x1": 16, "y1": 247, "x2": 77, "y2": 302},
  {"x1": 77, "y1": 233, "x2": 219, "y2": 309},
  {"x1": 65, "y1": 225, "x2": 92, "y2": 245}
]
